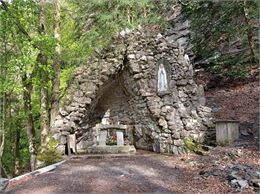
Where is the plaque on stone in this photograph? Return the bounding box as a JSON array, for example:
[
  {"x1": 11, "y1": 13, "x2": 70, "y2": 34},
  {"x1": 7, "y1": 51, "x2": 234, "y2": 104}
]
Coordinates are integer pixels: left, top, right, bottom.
[
  {"x1": 99, "y1": 130, "x2": 107, "y2": 146},
  {"x1": 116, "y1": 131, "x2": 124, "y2": 146}
]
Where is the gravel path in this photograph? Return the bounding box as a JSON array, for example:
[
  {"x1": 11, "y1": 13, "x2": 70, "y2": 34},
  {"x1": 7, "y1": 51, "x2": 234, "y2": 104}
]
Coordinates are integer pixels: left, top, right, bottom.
[
  {"x1": 6, "y1": 153, "x2": 183, "y2": 194},
  {"x1": 6, "y1": 148, "x2": 258, "y2": 194}
]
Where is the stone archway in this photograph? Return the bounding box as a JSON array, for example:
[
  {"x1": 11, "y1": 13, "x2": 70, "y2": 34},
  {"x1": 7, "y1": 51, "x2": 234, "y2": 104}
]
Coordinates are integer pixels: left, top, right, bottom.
[{"x1": 52, "y1": 29, "x2": 214, "y2": 154}]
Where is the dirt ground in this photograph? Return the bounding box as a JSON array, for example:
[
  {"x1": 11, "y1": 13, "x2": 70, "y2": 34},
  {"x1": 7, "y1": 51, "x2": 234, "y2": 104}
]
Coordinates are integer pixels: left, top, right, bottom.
[
  {"x1": 6, "y1": 139, "x2": 259, "y2": 194},
  {"x1": 195, "y1": 67, "x2": 259, "y2": 135},
  {"x1": 205, "y1": 81, "x2": 259, "y2": 132}
]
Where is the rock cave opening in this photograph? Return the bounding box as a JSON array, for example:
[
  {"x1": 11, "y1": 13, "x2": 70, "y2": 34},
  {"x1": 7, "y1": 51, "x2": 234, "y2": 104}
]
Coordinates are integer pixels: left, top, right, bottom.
[{"x1": 76, "y1": 68, "x2": 139, "y2": 151}]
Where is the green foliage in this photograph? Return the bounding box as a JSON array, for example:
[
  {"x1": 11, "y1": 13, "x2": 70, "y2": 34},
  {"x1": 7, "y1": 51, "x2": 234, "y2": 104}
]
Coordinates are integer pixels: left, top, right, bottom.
[
  {"x1": 182, "y1": 0, "x2": 259, "y2": 78},
  {"x1": 106, "y1": 140, "x2": 117, "y2": 146},
  {"x1": 183, "y1": 138, "x2": 203, "y2": 155},
  {"x1": 2, "y1": 116, "x2": 30, "y2": 177},
  {"x1": 0, "y1": 0, "x2": 50, "y2": 177},
  {"x1": 68, "y1": 0, "x2": 168, "y2": 64},
  {"x1": 18, "y1": 130, "x2": 31, "y2": 171},
  {"x1": 37, "y1": 137, "x2": 62, "y2": 166},
  {"x1": 60, "y1": 66, "x2": 75, "y2": 98}
]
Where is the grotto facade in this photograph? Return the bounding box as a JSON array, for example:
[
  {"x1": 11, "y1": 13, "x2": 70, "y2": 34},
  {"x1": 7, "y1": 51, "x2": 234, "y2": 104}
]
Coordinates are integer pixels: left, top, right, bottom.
[{"x1": 51, "y1": 29, "x2": 214, "y2": 155}]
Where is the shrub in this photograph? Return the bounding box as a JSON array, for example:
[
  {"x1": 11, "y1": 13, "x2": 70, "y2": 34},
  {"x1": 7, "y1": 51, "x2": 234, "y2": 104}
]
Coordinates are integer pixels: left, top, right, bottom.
[
  {"x1": 37, "y1": 137, "x2": 62, "y2": 166},
  {"x1": 183, "y1": 137, "x2": 204, "y2": 155}
]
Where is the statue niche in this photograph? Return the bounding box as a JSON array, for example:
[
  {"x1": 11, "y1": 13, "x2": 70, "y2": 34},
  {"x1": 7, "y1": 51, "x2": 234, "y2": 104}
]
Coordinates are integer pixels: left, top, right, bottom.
[{"x1": 157, "y1": 59, "x2": 170, "y2": 94}]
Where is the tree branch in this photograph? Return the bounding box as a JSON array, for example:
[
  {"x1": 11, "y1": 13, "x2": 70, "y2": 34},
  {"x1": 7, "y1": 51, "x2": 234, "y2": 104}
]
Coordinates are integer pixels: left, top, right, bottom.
[{"x1": 0, "y1": 0, "x2": 32, "y2": 42}]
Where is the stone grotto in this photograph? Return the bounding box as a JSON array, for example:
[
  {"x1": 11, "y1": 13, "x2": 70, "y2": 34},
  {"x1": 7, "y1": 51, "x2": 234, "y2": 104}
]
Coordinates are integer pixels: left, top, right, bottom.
[{"x1": 51, "y1": 29, "x2": 214, "y2": 155}]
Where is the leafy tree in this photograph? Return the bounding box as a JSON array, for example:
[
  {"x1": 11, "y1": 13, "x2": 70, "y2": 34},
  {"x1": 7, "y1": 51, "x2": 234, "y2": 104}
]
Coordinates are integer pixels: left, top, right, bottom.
[
  {"x1": 181, "y1": 0, "x2": 259, "y2": 77},
  {"x1": 50, "y1": 0, "x2": 62, "y2": 126},
  {"x1": 69, "y1": 0, "x2": 167, "y2": 61}
]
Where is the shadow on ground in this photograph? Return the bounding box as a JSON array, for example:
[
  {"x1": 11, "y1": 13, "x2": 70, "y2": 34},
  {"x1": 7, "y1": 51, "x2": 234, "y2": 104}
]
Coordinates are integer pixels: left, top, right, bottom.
[{"x1": 6, "y1": 153, "x2": 185, "y2": 194}]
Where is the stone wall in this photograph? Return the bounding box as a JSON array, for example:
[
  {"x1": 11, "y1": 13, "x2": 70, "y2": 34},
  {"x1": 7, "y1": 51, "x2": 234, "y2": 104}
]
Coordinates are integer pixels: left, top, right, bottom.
[{"x1": 51, "y1": 29, "x2": 214, "y2": 154}]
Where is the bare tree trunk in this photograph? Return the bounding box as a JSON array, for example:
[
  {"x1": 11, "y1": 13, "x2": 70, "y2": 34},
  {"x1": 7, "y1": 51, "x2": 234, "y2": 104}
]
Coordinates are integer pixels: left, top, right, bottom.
[
  {"x1": 0, "y1": 21, "x2": 7, "y2": 177},
  {"x1": 39, "y1": 0, "x2": 50, "y2": 152},
  {"x1": 39, "y1": 53, "x2": 49, "y2": 152},
  {"x1": 0, "y1": 56, "x2": 3, "y2": 178},
  {"x1": 50, "y1": 0, "x2": 61, "y2": 127},
  {"x1": 22, "y1": 76, "x2": 36, "y2": 171},
  {"x1": 14, "y1": 127, "x2": 20, "y2": 176},
  {"x1": 0, "y1": 131, "x2": 5, "y2": 178},
  {"x1": 143, "y1": 7, "x2": 147, "y2": 18},
  {"x1": 127, "y1": 6, "x2": 131, "y2": 24}
]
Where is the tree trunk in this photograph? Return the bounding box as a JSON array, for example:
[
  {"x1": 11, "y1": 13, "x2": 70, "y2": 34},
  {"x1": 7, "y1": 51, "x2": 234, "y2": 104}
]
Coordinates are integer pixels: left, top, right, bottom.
[
  {"x1": 0, "y1": 20, "x2": 7, "y2": 177},
  {"x1": 22, "y1": 76, "x2": 36, "y2": 171},
  {"x1": 0, "y1": 62, "x2": 4, "y2": 178},
  {"x1": 39, "y1": 0, "x2": 50, "y2": 152},
  {"x1": 127, "y1": 6, "x2": 131, "y2": 24},
  {"x1": 50, "y1": 0, "x2": 61, "y2": 127},
  {"x1": 14, "y1": 127, "x2": 20, "y2": 176},
  {"x1": 0, "y1": 132, "x2": 5, "y2": 178},
  {"x1": 39, "y1": 53, "x2": 49, "y2": 152},
  {"x1": 143, "y1": 7, "x2": 147, "y2": 18}
]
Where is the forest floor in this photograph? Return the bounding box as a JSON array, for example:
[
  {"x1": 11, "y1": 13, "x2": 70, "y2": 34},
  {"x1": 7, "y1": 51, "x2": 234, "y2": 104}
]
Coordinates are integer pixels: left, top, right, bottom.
[
  {"x1": 6, "y1": 140, "x2": 259, "y2": 194},
  {"x1": 196, "y1": 67, "x2": 259, "y2": 135},
  {"x1": 205, "y1": 80, "x2": 259, "y2": 134}
]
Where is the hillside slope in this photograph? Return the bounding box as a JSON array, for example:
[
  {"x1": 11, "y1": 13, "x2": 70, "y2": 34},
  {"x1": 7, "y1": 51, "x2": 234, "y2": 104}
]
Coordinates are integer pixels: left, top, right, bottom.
[{"x1": 196, "y1": 69, "x2": 259, "y2": 138}]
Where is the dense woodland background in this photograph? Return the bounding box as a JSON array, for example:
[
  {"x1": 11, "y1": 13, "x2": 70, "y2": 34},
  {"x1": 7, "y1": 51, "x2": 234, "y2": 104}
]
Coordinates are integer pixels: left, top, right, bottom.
[{"x1": 0, "y1": 0, "x2": 259, "y2": 178}]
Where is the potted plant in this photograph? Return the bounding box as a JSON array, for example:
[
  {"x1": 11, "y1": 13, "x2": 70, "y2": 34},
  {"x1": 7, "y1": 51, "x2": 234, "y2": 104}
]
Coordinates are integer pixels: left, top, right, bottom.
[{"x1": 106, "y1": 134, "x2": 117, "y2": 146}]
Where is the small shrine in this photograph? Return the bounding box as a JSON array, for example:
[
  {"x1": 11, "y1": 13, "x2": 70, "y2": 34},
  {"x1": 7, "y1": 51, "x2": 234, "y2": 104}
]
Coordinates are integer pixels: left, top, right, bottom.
[
  {"x1": 87, "y1": 109, "x2": 136, "y2": 154},
  {"x1": 52, "y1": 30, "x2": 213, "y2": 155}
]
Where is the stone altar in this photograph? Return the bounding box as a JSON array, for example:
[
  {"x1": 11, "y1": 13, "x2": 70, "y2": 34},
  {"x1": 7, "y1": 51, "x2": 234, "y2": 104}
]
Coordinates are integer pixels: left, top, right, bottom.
[{"x1": 88, "y1": 124, "x2": 136, "y2": 154}]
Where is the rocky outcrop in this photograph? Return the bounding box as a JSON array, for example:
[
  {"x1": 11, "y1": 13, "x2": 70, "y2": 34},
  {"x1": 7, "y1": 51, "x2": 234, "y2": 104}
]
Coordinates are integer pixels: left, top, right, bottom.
[
  {"x1": 0, "y1": 178, "x2": 8, "y2": 193},
  {"x1": 165, "y1": 5, "x2": 193, "y2": 59},
  {"x1": 51, "y1": 29, "x2": 214, "y2": 154},
  {"x1": 228, "y1": 164, "x2": 260, "y2": 191},
  {"x1": 166, "y1": 4, "x2": 259, "y2": 67}
]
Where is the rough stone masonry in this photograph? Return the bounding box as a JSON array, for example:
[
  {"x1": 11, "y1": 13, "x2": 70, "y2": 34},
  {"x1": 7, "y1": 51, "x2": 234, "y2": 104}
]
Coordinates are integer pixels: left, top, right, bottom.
[{"x1": 51, "y1": 29, "x2": 214, "y2": 154}]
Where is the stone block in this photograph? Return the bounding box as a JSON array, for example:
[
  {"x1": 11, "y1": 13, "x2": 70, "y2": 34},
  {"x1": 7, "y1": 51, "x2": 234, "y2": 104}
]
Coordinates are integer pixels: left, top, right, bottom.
[
  {"x1": 153, "y1": 141, "x2": 160, "y2": 152},
  {"x1": 172, "y1": 131, "x2": 180, "y2": 139},
  {"x1": 116, "y1": 131, "x2": 124, "y2": 146},
  {"x1": 216, "y1": 120, "x2": 239, "y2": 145},
  {"x1": 60, "y1": 110, "x2": 69, "y2": 116},
  {"x1": 87, "y1": 145, "x2": 136, "y2": 154},
  {"x1": 158, "y1": 117, "x2": 168, "y2": 128},
  {"x1": 60, "y1": 135, "x2": 67, "y2": 144},
  {"x1": 99, "y1": 130, "x2": 108, "y2": 146},
  {"x1": 69, "y1": 134, "x2": 77, "y2": 154},
  {"x1": 174, "y1": 139, "x2": 184, "y2": 146},
  {"x1": 180, "y1": 130, "x2": 189, "y2": 138},
  {"x1": 61, "y1": 124, "x2": 72, "y2": 132},
  {"x1": 172, "y1": 145, "x2": 178, "y2": 154},
  {"x1": 53, "y1": 119, "x2": 64, "y2": 128}
]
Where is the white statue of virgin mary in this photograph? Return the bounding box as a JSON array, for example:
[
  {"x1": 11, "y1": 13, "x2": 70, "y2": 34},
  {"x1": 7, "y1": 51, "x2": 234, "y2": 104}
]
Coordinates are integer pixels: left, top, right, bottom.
[{"x1": 158, "y1": 63, "x2": 168, "y2": 92}]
